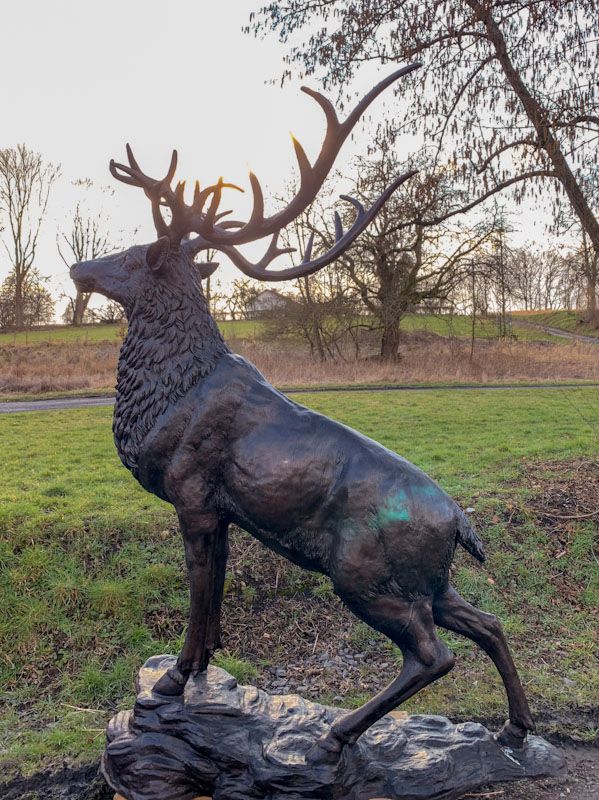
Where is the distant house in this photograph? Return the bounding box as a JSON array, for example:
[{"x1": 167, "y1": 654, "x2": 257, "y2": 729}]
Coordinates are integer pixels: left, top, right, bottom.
[
  {"x1": 246, "y1": 289, "x2": 293, "y2": 319},
  {"x1": 411, "y1": 300, "x2": 454, "y2": 315}
]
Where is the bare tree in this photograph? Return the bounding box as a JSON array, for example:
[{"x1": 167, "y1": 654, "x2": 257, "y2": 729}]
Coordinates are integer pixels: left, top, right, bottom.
[
  {"x1": 220, "y1": 278, "x2": 262, "y2": 321},
  {"x1": 58, "y1": 184, "x2": 114, "y2": 326},
  {"x1": 0, "y1": 145, "x2": 60, "y2": 330},
  {"x1": 307, "y1": 152, "x2": 497, "y2": 360},
  {"x1": 267, "y1": 268, "x2": 362, "y2": 361},
  {"x1": 0, "y1": 268, "x2": 54, "y2": 330},
  {"x1": 250, "y1": 1, "x2": 599, "y2": 262},
  {"x1": 89, "y1": 301, "x2": 126, "y2": 324}
]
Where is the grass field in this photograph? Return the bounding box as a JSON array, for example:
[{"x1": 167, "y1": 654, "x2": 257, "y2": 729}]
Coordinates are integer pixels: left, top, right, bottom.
[
  {"x1": 399, "y1": 312, "x2": 564, "y2": 342},
  {"x1": 0, "y1": 387, "x2": 598, "y2": 775},
  {"x1": 0, "y1": 313, "x2": 570, "y2": 348},
  {"x1": 0, "y1": 319, "x2": 266, "y2": 346}
]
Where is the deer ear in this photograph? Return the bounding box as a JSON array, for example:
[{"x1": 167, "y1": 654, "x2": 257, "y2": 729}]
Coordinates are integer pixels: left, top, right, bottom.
[
  {"x1": 196, "y1": 261, "x2": 219, "y2": 280},
  {"x1": 146, "y1": 237, "x2": 171, "y2": 272}
]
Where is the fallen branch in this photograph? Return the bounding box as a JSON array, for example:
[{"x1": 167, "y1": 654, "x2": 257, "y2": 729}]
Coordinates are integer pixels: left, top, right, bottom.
[{"x1": 543, "y1": 508, "x2": 599, "y2": 520}]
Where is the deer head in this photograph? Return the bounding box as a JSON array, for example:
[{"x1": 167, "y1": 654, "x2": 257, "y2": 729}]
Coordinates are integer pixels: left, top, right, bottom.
[{"x1": 70, "y1": 64, "x2": 420, "y2": 312}]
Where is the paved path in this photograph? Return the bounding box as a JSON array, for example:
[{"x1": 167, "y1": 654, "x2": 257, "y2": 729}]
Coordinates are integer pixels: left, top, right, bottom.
[
  {"x1": 518, "y1": 320, "x2": 599, "y2": 344},
  {"x1": 1, "y1": 383, "x2": 598, "y2": 414}
]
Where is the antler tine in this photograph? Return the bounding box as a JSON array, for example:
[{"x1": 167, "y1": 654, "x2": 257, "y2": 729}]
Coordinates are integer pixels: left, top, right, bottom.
[
  {"x1": 165, "y1": 149, "x2": 178, "y2": 185},
  {"x1": 290, "y1": 136, "x2": 313, "y2": 190},
  {"x1": 194, "y1": 179, "x2": 244, "y2": 217},
  {"x1": 195, "y1": 169, "x2": 417, "y2": 282},
  {"x1": 341, "y1": 63, "x2": 421, "y2": 133},
  {"x1": 125, "y1": 143, "x2": 142, "y2": 173},
  {"x1": 340, "y1": 195, "x2": 366, "y2": 217},
  {"x1": 334, "y1": 212, "x2": 343, "y2": 242},
  {"x1": 247, "y1": 172, "x2": 265, "y2": 228},
  {"x1": 302, "y1": 232, "x2": 315, "y2": 263},
  {"x1": 204, "y1": 178, "x2": 226, "y2": 228},
  {"x1": 218, "y1": 220, "x2": 246, "y2": 229},
  {"x1": 109, "y1": 159, "x2": 145, "y2": 187}
]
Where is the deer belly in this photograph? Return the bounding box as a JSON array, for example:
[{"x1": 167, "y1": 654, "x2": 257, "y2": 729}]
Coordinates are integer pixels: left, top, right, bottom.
[{"x1": 230, "y1": 509, "x2": 333, "y2": 574}]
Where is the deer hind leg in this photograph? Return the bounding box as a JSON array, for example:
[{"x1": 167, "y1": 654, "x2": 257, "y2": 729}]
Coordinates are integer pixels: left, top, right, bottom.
[
  {"x1": 154, "y1": 515, "x2": 222, "y2": 697},
  {"x1": 307, "y1": 595, "x2": 455, "y2": 764},
  {"x1": 433, "y1": 586, "x2": 534, "y2": 747}
]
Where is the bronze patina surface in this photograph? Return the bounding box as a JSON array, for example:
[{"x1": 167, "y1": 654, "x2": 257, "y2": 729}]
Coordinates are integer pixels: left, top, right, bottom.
[
  {"x1": 72, "y1": 67, "x2": 538, "y2": 768},
  {"x1": 103, "y1": 656, "x2": 565, "y2": 800}
]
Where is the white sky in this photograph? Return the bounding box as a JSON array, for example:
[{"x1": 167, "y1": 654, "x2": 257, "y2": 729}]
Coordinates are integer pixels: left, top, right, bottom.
[{"x1": 0, "y1": 0, "x2": 550, "y2": 317}]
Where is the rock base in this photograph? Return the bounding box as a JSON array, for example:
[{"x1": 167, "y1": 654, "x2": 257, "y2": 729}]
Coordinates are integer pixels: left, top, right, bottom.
[{"x1": 103, "y1": 655, "x2": 565, "y2": 800}]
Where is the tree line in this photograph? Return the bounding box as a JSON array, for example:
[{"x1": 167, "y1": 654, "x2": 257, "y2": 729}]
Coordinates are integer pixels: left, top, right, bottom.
[
  {"x1": 216, "y1": 154, "x2": 589, "y2": 362},
  {"x1": 248, "y1": 0, "x2": 599, "y2": 352},
  {"x1": 1, "y1": 0, "x2": 597, "y2": 364},
  {"x1": 0, "y1": 147, "x2": 121, "y2": 331}
]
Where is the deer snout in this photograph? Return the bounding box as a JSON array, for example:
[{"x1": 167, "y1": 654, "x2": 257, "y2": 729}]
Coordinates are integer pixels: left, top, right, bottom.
[{"x1": 70, "y1": 261, "x2": 96, "y2": 292}]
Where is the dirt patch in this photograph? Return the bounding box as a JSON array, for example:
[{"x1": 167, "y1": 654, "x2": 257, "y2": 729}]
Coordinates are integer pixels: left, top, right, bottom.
[
  {"x1": 523, "y1": 458, "x2": 599, "y2": 532},
  {"x1": 0, "y1": 763, "x2": 111, "y2": 800},
  {"x1": 519, "y1": 458, "x2": 599, "y2": 609},
  {"x1": 475, "y1": 743, "x2": 599, "y2": 800}
]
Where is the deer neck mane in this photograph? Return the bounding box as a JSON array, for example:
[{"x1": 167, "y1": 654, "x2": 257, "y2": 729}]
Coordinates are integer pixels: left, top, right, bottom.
[{"x1": 113, "y1": 267, "x2": 230, "y2": 475}]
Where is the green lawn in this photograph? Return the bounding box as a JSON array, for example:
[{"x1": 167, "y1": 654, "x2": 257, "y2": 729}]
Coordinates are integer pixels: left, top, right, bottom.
[
  {"x1": 0, "y1": 323, "x2": 124, "y2": 346},
  {"x1": 399, "y1": 313, "x2": 564, "y2": 342},
  {"x1": 0, "y1": 387, "x2": 598, "y2": 774},
  {"x1": 0, "y1": 319, "x2": 265, "y2": 347},
  {"x1": 0, "y1": 313, "x2": 564, "y2": 348}
]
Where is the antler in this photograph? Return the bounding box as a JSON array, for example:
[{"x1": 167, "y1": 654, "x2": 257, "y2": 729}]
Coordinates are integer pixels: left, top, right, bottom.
[
  {"x1": 109, "y1": 63, "x2": 421, "y2": 279},
  {"x1": 194, "y1": 62, "x2": 421, "y2": 247},
  {"x1": 110, "y1": 147, "x2": 244, "y2": 244},
  {"x1": 189, "y1": 169, "x2": 417, "y2": 281}
]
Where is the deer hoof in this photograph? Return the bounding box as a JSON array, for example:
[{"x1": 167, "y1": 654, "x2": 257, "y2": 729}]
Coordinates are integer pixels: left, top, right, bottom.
[
  {"x1": 495, "y1": 720, "x2": 528, "y2": 749},
  {"x1": 153, "y1": 665, "x2": 188, "y2": 696},
  {"x1": 305, "y1": 731, "x2": 345, "y2": 765}
]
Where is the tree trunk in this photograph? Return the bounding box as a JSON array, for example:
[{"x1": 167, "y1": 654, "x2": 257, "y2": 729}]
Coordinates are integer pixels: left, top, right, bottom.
[
  {"x1": 14, "y1": 277, "x2": 24, "y2": 330},
  {"x1": 380, "y1": 319, "x2": 401, "y2": 361},
  {"x1": 586, "y1": 283, "x2": 598, "y2": 328},
  {"x1": 468, "y1": 0, "x2": 599, "y2": 256},
  {"x1": 72, "y1": 290, "x2": 90, "y2": 326},
  {"x1": 581, "y1": 231, "x2": 599, "y2": 328}
]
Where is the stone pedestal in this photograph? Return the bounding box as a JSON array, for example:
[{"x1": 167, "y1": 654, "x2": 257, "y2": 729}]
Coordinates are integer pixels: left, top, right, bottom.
[{"x1": 103, "y1": 655, "x2": 565, "y2": 800}]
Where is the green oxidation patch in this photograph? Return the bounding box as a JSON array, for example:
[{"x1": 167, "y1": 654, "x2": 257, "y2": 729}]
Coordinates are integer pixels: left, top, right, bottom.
[
  {"x1": 376, "y1": 489, "x2": 411, "y2": 526},
  {"x1": 413, "y1": 483, "x2": 442, "y2": 501},
  {"x1": 374, "y1": 483, "x2": 444, "y2": 529}
]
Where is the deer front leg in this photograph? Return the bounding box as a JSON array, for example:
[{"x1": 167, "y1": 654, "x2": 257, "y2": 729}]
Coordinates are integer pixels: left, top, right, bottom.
[
  {"x1": 205, "y1": 523, "x2": 229, "y2": 658},
  {"x1": 154, "y1": 513, "x2": 222, "y2": 696}
]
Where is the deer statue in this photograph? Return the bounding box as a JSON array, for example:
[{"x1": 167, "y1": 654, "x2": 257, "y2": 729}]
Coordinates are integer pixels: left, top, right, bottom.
[{"x1": 70, "y1": 65, "x2": 534, "y2": 764}]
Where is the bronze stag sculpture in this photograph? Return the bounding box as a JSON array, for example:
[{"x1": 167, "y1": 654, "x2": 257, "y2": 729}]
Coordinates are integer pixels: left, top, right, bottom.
[{"x1": 71, "y1": 65, "x2": 534, "y2": 764}]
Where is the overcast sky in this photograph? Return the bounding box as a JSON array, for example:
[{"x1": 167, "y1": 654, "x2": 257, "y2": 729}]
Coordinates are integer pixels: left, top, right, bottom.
[{"x1": 1, "y1": 0, "x2": 550, "y2": 316}]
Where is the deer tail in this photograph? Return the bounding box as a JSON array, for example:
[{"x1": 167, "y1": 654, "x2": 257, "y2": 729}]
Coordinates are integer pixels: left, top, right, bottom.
[{"x1": 456, "y1": 508, "x2": 486, "y2": 563}]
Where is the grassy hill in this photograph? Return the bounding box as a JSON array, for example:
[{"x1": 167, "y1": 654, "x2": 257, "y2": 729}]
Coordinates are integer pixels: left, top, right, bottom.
[
  {"x1": 513, "y1": 309, "x2": 599, "y2": 338},
  {"x1": 0, "y1": 313, "x2": 573, "y2": 348}
]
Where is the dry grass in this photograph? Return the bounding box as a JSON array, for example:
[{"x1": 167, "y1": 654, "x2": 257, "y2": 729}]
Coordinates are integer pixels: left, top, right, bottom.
[
  {"x1": 237, "y1": 334, "x2": 599, "y2": 386},
  {"x1": 0, "y1": 341, "x2": 120, "y2": 394},
  {"x1": 0, "y1": 333, "x2": 598, "y2": 395}
]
